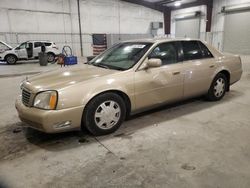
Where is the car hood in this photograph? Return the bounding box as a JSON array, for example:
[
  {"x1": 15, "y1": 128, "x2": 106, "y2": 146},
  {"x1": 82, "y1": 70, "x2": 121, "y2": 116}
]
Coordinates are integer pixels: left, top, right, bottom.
[
  {"x1": 24, "y1": 64, "x2": 118, "y2": 92},
  {"x1": 0, "y1": 41, "x2": 12, "y2": 52},
  {"x1": 0, "y1": 41, "x2": 12, "y2": 49}
]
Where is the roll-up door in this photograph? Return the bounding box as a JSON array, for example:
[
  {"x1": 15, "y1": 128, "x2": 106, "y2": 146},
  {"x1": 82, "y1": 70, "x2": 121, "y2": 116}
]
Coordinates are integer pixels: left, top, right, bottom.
[
  {"x1": 224, "y1": 11, "x2": 250, "y2": 54},
  {"x1": 175, "y1": 17, "x2": 200, "y2": 39}
]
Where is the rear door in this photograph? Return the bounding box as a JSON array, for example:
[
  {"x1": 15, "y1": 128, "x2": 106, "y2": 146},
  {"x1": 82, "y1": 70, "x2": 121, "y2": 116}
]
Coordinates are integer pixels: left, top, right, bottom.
[
  {"x1": 33, "y1": 42, "x2": 43, "y2": 58},
  {"x1": 134, "y1": 42, "x2": 184, "y2": 110},
  {"x1": 181, "y1": 40, "x2": 215, "y2": 98},
  {"x1": 27, "y1": 42, "x2": 33, "y2": 58}
]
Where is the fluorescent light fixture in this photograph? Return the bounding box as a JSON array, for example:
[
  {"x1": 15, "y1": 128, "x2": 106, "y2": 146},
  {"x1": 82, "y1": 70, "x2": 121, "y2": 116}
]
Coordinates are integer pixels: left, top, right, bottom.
[
  {"x1": 174, "y1": 1, "x2": 181, "y2": 7},
  {"x1": 222, "y1": 3, "x2": 250, "y2": 13},
  {"x1": 174, "y1": 11, "x2": 201, "y2": 20}
]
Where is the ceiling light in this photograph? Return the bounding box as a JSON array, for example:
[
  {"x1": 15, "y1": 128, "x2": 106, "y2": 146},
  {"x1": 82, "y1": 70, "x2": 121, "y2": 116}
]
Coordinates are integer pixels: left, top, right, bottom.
[{"x1": 174, "y1": 1, "x2": 181, "y2": 7}]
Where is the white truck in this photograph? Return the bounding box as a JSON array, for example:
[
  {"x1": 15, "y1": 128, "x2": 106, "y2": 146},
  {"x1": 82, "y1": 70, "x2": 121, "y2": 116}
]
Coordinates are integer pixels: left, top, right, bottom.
[{"x1": 0, "y1": 40, "x2": 60, "y2": 64}]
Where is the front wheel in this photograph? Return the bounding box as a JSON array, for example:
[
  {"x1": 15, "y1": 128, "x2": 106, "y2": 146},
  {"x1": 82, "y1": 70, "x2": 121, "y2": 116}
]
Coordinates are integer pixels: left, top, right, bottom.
[
  {"x1": 82, "y1": 93, "x2": 126, "y2": 136},
  {"x1": 6, "y1": 55, "x2": 17, "y2": 65},
  {"x1": 206, "y1": 73, "x2": 228, "y2": 101}
]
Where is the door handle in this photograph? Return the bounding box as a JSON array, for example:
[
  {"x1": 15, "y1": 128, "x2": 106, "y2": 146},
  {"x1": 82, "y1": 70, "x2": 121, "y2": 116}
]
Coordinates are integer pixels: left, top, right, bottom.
[
  {"x1": 209, "y1": 65, "x2": 215, "y2": 68},
  {"x1": 172, "y1": 71, "x2": 180, "y2": 75}
]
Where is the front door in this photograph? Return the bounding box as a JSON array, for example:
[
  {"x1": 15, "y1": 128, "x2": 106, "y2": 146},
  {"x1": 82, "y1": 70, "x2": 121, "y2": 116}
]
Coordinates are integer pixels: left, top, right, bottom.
[
  {"x1": 16, "y1": 42, "x2": 28, "y2": 59},
  {"x1": 134, "y1": 42, "x2": 184, "y2": 110}
]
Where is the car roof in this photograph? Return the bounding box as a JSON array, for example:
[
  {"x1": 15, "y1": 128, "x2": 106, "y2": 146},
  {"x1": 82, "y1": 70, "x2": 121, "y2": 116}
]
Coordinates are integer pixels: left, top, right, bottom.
[
  {"x1": 24, "y1": 40, "x2": 53, "y2": 43},
  {"x1": 123, "y1": 37, "x2": 203, "y2": 44},
  {"x1": 123, "y1": 37, "x2": 223, "y2": 58}
]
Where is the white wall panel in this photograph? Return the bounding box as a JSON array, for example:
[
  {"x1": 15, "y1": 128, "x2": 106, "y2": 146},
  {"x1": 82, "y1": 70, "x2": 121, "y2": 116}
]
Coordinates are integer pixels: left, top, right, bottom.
[
  {"x1": 0, "y1": 0, "x2": 164, "y2": 56},
  {"x1": 0, "y1": 9, "x2": 10, "y2": 32},
  {"x1": 8, "y1": 10, "x2": 39, "y2": 33}
]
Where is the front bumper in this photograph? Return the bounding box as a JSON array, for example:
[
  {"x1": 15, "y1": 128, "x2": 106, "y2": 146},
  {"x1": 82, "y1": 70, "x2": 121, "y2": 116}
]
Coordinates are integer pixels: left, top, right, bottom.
[{"x1": 15, "y1": 98, "x2": 84, "y2": 133}]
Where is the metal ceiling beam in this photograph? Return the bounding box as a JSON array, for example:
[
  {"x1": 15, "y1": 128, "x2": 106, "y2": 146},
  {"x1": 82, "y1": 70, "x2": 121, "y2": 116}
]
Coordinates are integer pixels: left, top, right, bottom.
[
  {"x1": 120, "y1": 0, "x2": 213, "y2": 33},
  {"x1": 206, "y1": 0, "x2": 213, "y2": 32},
  {"x1": 164, "y1": 10, "x2": 171, "y2": 34},
  {"x1": 169, "y1": 0, "x2": 213, "y2": 32},
  {"x1": 121, "y1": 0, "x2": 169, "y2": 12},
  {"x1": 156, "y1": 0, "x2": 176, "y2": 5}
]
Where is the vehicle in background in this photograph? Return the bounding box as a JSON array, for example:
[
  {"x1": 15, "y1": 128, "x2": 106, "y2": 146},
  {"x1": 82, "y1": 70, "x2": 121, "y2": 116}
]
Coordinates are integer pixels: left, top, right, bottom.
[{"x1": 0, "y1": 40, "x2": 59, "y2": 64}]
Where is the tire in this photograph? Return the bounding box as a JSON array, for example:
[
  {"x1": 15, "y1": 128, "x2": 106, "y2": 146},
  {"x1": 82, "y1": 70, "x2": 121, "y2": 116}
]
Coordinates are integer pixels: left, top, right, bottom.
[
  {"x1": 47, "y1": 53, "x2": 55, "y2": 63},
  {"x1": 82, "y1": 93, "x2": 126, "y2": 136},
  {"x1": 206, "y1": 73, "x2": 228, "y2": 101},
  {"x1": 5, "y1": 55, "x2": 17, "y2": 65}
]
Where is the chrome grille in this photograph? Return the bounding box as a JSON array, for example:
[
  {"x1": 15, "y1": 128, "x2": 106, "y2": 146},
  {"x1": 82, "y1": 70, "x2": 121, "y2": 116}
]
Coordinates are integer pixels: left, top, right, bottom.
[{"x1": 22, "y1": 89, "x2": 31, "y2": 106}]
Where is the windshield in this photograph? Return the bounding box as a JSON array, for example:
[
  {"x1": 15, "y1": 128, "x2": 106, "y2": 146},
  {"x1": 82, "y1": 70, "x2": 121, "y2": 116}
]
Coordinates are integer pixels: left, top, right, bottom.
[
  {"x1": 89, "y1": 42, "x2": 152, "y2": 71},
  {"x1": 16, "y1": 42, "x2": 27, "y2": 50}
]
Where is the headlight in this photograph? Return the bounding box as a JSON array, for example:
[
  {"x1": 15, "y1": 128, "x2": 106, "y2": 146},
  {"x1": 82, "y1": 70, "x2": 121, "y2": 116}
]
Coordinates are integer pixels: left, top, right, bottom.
[{"x1": 33, "y1": 91, "x2": 58, "y2": 110}]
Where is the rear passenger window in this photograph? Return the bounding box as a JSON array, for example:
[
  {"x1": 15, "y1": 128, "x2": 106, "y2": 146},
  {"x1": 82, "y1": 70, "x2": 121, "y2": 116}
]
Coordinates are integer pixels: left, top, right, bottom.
[
  {"x1": 45, "y1": 43, "x2": 51, "y2": 46},
  {"x1": 182, "y1": 41, "x2": 203, "y2": 61},
  {"x1": 198, "y1": 41, "x2": 213, "y2": 58},
  {"x1": 149, "y1": 42, "x2": 178, "y2": 65},
  {"x1": 34, "y1": 42, "x2": 42, "y2": 48}
]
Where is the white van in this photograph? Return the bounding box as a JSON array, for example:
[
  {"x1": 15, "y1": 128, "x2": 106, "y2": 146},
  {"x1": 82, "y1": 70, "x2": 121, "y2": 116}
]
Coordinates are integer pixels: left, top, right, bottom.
[{"x1": 0, "y1": 40, "x2": 60, "y2": 64}]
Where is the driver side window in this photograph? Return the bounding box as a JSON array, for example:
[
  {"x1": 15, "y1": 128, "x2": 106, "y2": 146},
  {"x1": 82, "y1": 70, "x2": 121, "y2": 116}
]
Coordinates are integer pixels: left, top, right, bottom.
[
  {"x1": 19, "y1": 43, "x2": 27, "y2": 49},
  {"x1": 149, "y1": 42, "x2": 178, "y2": 65}
]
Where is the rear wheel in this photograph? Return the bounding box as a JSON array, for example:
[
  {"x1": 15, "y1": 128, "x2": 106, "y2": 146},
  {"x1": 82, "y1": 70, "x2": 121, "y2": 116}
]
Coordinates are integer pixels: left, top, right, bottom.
[
  {"x1": 47, "y1": 53, "x2": 55, "y2": 63},
  {"x1": 82, "y1": 93, "x2": 126, "y2": 136},
  {"x1": 206, "y1": 73, "x2": 228, "y2": 101},
  {"x1": 5, "y1": 55, "x2": 17, "y2": 65}
]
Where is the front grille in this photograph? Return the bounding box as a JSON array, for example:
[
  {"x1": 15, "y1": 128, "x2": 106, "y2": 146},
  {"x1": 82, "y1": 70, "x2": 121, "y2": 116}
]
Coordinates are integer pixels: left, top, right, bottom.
[{"x1": 22, "y1": 89, "x2": 31, "y2": 106}]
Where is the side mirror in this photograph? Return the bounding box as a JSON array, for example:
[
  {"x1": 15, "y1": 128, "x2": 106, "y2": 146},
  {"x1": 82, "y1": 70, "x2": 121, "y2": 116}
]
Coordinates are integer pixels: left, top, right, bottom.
[{"x1": 146, "y1": 58, "x2": 162, "y2": 68}]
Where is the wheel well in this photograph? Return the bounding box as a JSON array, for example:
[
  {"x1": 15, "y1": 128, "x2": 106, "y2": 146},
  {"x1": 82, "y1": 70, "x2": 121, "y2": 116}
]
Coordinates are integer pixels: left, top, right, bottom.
[
  {"x1": 110, "y1": 90, "x2": 131, "y2": 117},
  {"x1": 218, "y1": 70, "x2": 230, "y2": 91},
  {"x1": 4, "y1": 54, "x2": 17, "y2": 61},
  {"x1": 82, "y1": 90, "x2": 131, "y2": 123},
  {"x1": 47, "y1": 52, "x2": 55, "y2": 56}
]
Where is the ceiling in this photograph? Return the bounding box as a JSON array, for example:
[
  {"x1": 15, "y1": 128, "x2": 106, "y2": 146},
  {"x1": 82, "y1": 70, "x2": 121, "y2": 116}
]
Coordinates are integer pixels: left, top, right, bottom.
[
  {"x1": 143, "y1": 0, "x2": 198, "y2": 8},
  {"x1": 121, "y1": 0, "x2": 212, "y2": 12}
]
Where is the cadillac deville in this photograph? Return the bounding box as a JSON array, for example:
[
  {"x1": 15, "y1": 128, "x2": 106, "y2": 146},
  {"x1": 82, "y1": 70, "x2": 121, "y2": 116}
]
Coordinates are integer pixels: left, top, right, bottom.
[{"x1": 15, "y1": 38, "x2": 242, "y2": 135}]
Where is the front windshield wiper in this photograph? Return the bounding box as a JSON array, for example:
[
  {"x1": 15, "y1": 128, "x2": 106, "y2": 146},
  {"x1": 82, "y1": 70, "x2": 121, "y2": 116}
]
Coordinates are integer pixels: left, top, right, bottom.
[{"x1": 93, "y1": 63, "x2": 110, "y2": 69}]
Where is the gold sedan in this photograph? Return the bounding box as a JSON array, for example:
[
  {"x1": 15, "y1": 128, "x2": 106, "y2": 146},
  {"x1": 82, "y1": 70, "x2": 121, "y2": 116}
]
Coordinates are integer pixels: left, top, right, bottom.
[{"x1": 15, "y1": 38, "x2": 242, "y2": 135}]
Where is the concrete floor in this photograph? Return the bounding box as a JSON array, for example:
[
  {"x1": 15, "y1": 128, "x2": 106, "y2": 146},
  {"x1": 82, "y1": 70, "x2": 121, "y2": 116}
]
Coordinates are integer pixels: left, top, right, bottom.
[{"x1": 0, "y1": 57, "x2": 250, "y2": 188}]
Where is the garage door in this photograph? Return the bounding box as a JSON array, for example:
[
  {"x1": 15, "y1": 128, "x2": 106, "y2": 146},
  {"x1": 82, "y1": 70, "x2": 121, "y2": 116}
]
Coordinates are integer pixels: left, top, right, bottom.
[
  {"x1": 175, "y1": 18, "x2": 200, "y2": 39},
  {"x1": 224, "y1": 11, "x2": 250, "y2": 54}
]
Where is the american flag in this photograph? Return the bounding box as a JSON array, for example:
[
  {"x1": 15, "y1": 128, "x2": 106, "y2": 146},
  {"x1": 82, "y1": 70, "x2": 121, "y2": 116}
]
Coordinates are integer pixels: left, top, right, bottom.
[{"x1": 92, "y1": 34, "x2": 107, "y2": 56}]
